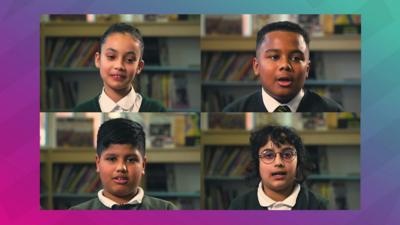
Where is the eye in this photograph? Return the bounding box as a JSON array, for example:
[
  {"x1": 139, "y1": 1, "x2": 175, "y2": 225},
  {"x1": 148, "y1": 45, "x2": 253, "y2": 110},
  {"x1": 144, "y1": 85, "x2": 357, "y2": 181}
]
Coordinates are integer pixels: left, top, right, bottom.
[
  {"x1": 267, "y1": 55, "x2": 279, "y2": 61},
  {"x1": 106, "y1": 156, "x2": 117, "y2": 162},
  {"x1": 290, "y1": 55, "x2": 304, "y2": 62},
  {"x1": 261, "y1": 151, "x2": 276, "y2": 160},
  {"x1": 282, "y1": 150, "x2": 295, "y2": 159},
  {"x1": 126, "y1": 157, "x2": 139, "y2": 163},
  {"x1": 106, "y1": 55, "x2": 115, "y2": 60},
  {"x1": 125, "y1": 58, "x2": 135, "y2": 64}
]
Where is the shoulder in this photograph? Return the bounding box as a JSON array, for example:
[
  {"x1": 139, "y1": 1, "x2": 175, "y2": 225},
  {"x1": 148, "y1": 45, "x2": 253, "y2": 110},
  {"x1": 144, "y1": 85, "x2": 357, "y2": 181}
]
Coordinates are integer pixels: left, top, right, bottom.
[
  {"x1": 223, "y1": 90, "x2": 265, "y2": 112},
  {"x1": 299, "y1": 90, "x2": 343, "y2": 112},
  {"x1": 69, "y1": 198, "x2": 107, "y2": 210},
  {"x1": 74, "y1": 95, "x2": 101, "y2": 112},
  {"x1": 141, "y1": 195, "x2": 178, "y2": 210},
  {"x1": 229, "y1": 189, "x2": 261, "y2": 210},
  {"x1": 295, "y1": 185, "x2": 328, "y2": 210},
  {"x1": 140, "y1": 97, "x2": 167, "y2": 112}
]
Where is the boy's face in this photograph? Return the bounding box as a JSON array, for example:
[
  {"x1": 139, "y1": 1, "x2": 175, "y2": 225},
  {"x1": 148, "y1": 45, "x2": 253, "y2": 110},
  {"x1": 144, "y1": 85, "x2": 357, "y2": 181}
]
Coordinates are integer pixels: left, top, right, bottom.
[
  {"x1": 95, "y1": 32, "x2": 144, "y2": 95},
  {"x1": 96, "y1": 143, "x2": 146, "y2": 203},
  {"x1": 258, "y1": 140, "x2": 297, "y2": 198},
  {"x1": 253, "y1": 31, "x2": 310, "y2": 103}
]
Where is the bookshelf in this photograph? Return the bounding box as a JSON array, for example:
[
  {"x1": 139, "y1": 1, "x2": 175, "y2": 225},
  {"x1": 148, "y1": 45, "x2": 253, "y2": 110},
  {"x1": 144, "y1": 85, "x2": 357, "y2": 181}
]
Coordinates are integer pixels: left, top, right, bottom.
[
  {"x1": 201, "y1": 17, "x2": 361, "y2": 112},
  {"x1": 40, "y1": 147, "x2": 200, "y2": 209},
  {"x1": 41, "y1": 20, "x2": 201, "y2": 112},
  {"x1": 40, "y1": 112, "x2": 202, "y2": 209},
  {"x1": 201, "y1": 114, "x2": 360, "y2": 210},
  {"x1": 205, "y1": 111, "x2": 360, "y2": 209},
  {"x1": 201, "y1": 35, "x2": 360, "y2": 51}
]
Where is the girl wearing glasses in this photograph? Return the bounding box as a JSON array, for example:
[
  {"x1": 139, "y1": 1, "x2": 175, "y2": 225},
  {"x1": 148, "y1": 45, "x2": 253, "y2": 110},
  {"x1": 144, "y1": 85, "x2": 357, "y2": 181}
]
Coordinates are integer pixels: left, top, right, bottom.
[{"x1": 229, "y1": 125, "x2": 327, "y2": 210}]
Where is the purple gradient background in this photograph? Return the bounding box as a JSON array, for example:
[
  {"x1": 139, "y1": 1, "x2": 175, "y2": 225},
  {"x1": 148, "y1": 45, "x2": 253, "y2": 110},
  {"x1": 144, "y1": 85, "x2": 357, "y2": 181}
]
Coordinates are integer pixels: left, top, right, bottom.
[{"x1": 1, "y1": 0, "x2": 400, "y2": 224}]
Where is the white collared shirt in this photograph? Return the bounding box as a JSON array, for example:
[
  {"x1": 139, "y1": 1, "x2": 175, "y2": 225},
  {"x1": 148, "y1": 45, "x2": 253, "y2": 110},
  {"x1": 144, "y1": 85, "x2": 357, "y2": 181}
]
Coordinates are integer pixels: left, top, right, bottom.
[
  {"x1": 97, "y1": 187, "x2": 144, "y2": 208},
  {"x1": 257, "y1": 182, "x2": 301, "y2": 210},
  {"x1": 261, "y1": 87, "x2": 304, "y2": 112},
  {"x1": 99, "y1": 86, "x2": 143, "y2": 112}
]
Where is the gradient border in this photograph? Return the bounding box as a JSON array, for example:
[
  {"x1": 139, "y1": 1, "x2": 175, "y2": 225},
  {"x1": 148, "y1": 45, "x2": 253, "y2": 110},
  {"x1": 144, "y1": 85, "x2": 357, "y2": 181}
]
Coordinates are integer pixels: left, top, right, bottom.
[{"x1": 1, "y1": 0, "x2": 400, "y2": 224}]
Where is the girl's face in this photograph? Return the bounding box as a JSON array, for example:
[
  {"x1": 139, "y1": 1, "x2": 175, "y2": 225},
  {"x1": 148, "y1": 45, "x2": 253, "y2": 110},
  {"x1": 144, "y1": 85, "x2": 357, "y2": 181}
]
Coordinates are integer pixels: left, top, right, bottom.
[
  {"x1": 95, "y1": 32, "x2": 144, "y2": 95},
  {"x1": 258, "y1": 139, "x2": 298, "y2": 198}
]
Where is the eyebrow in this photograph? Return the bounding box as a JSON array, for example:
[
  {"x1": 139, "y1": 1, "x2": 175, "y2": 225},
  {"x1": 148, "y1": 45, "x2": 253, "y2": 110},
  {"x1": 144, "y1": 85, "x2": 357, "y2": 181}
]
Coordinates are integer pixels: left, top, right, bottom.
[
  {"x1": 264, "y1": 49, "x2": 305, "y2": 55},
  {"x1": 104, "y1": 48, "x2": 137, "y2": 56},
  {"x1": 102, "y1": 152, "x2": 139, "y2": 157}
]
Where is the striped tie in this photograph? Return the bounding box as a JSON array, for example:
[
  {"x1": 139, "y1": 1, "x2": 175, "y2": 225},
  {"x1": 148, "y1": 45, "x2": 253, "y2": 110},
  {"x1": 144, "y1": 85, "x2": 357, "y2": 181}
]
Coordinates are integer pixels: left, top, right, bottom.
[{"x1": 274, "y1": 105, "x2": 291, "y2": 112}]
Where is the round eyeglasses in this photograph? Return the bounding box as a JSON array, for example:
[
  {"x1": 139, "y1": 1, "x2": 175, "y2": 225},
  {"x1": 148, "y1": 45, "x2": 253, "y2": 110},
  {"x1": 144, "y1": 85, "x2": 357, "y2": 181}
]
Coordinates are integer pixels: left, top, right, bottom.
[{"x1": 258, "y1": 149, "x2": 297, "y2": 164}]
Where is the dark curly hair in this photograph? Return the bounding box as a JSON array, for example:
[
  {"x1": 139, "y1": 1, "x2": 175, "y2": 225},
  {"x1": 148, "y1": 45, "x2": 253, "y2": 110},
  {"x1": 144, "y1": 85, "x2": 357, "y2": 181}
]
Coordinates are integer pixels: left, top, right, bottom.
[{"x1": 248, "y1": 125, "x2": 308, "y2": 184}]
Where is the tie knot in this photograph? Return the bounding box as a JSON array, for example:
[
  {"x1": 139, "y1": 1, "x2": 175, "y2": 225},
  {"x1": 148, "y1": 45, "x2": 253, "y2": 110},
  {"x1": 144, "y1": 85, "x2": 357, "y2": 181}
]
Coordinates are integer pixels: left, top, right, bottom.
[
  {"x1": 111, "y1": 204, "x2": 138, "y2": 210},
  {"x1": 274, "y1": 105, "x2": 291, "y2": 112}
]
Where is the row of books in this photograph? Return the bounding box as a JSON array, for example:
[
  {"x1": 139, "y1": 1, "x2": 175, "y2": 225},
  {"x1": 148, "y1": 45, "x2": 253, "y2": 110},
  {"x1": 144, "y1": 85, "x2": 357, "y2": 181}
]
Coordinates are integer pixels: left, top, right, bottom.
[
  {"x1": 52, "y1": 165, "x2": 101, "y2": 193},
  {"x1": 201, "y1": 90, "x2": 235, "y2": 112},
  {"x1": 202, "y1": 53, "x2": 256, "y2": 81},
  {"x1": 204, "y1": 147, "x2": 251, "y2": 176},
  {"x1": 205, "y1": 186, "x2": 238, "y2": 210},
  {"x1": 46, "y1": 77, "x2": 79, "y2": 111},
  {"x1": 44, "y1": 37, "x2": 169, "y2": 68},
  {"x1": 204, "y1": 14, "x2": 361, "y2": 37},
  {"x1": 138, "y1": 73, "x2": 197, "y2": 110},
  {"x1": 201, "y1": 51, "x2": 328, "y2": 82},
  {"x1": 45, "y1": 38, "x2": 98, "y2": 68}
]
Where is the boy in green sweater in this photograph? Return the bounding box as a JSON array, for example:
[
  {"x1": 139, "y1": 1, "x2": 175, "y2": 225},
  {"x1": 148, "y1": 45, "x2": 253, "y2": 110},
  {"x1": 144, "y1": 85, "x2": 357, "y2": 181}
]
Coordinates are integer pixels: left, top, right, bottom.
[{"x1": 70, "y1": 118, "x2": 176, "y2": 210}]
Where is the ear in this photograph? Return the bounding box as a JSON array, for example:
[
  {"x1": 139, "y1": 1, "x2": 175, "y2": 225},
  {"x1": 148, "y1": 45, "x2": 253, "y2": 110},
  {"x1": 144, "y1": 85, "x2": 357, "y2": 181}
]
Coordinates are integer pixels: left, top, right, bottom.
[
  {"x1": 137, "y1": 59, "x2": 145, "y2": 75},
  {"x1": 142, "y1": 155, "x2": 147, "y2": 175},
  {"x1": 94, "y1": 52, "x2": 100, "y2": 69},
  {"x1": 95, "y1": 155, "x2": 100, "y2": 173},
  {"x1": 252, "y1": 57, "x2": 260, "y2": 77}
]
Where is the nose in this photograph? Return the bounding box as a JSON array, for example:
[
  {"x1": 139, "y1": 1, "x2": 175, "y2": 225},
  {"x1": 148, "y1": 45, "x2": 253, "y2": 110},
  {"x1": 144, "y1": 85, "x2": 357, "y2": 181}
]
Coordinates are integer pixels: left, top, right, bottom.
[
  {"x1": 274, "y1": 153, "x2": 285, "y2": 167},
  {"x1": 278, "y1": 57, "x2": 293, "y2": 72},
  {"x1": 114, "y1": 58, "x2": 125, "y2": 71},
  {"x1": 116, "y1": 161, "x2": 127, "y2": 172}
]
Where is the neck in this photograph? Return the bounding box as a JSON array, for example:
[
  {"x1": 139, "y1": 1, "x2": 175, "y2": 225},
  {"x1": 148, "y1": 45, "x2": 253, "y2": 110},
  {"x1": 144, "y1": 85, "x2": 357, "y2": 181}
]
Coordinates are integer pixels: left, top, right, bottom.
[
  {"x1": 263, "y1": 183, "x2": 295, "y2": 202},
  {"x1": 103, "y1": 188, "x2": 138, "y2": 205},
  {"x1": 104, "y1": 86, "x2": 131, "y2": 102}
]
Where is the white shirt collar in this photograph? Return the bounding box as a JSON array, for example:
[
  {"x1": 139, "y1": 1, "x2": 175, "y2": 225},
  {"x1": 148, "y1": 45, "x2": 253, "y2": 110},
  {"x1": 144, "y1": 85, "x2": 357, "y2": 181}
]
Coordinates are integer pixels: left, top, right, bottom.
[
  {"x1": 257, "y1": 182, "x2": 301, "y2": 210},
  {"x1": 97, "y1": 187, "x2": 144, "y2": 208},
  {"x1": 99, "y1": 86, "x2": 143, "y2": 112},
  {"x1": 261, "y1": 88, "x2": 304, "y2": 112}
]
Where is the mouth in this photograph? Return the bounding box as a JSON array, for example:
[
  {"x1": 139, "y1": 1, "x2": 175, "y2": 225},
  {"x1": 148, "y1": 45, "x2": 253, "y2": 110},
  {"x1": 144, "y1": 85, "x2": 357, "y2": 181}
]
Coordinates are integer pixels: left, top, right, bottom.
[
  {"x1": 276, "y1": 77, "x2": 293, "y2": 87},
  {"x1": 271, "y1": 171, "x2": 287, "y2": 180},
  {"x1": 110, "y1": 74, "x2": 127, "y2": 81},
  {"x1": 113, "y1": 176, "x2": 129, "y2": 184}
]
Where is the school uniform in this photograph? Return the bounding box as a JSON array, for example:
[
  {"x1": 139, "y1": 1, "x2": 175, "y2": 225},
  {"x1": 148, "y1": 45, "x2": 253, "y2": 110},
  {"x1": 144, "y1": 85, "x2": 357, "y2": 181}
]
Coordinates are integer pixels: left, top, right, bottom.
[
  {"x1": 74, "y1": 87, "x2": 166, "y2": 112},
  {"x1": 70, "y1": 188, "x2": 177, "y2": 210},
  {"x1": 222, "y1": 88, "x2": 343, "y2": 112},
  {"x1": 228, "y1": 183, "x2": 327, "y2": 210}
]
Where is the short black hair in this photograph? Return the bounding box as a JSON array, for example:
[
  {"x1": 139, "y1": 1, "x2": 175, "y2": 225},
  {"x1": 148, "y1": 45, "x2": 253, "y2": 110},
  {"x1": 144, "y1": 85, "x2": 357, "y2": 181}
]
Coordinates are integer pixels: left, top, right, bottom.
[
  {"x1": 96, "y1": 118, "x2": 145, "y2": 157},
  {"x1": 100, "y1": 22, "x2": 144, "y2": 56},
  {"x1": 249, "y1": 125, "x2": 307, "y2": 184},
  {"x1": 256, "y1": 21, "x2": 310, "y2": 53}
]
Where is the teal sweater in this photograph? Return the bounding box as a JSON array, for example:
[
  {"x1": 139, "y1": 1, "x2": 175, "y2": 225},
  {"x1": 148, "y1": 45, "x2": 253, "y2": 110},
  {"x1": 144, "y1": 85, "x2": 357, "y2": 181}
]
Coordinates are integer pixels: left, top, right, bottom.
[
  {"x1": 74, "y1": 94, "x2": 166, "y2": 112},
  {"x1": 70, "y1": 195, "x2": 177, "y2": 210}
]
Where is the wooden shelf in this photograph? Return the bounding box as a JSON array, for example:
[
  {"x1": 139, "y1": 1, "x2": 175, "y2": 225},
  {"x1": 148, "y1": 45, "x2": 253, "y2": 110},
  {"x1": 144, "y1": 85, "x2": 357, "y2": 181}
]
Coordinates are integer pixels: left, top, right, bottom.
[
  {"x1": 202, "y1": 80, "x2": 361, "y2": 87},
  {"x1": 41, "y1": 146, "x2": 201, "y2": 163},
  {"x1": 202, "y1": 130, "x2": 360, "y2": 146},
  {"x1": 41, "y1": 21, "x2": 200, "y2": 37},
  {"x1": 46, "y1": 66, "x2": 200, "y2": 74},
  {"x1": 201, "y1": 35, "x2": 360, "y2": 52}
]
